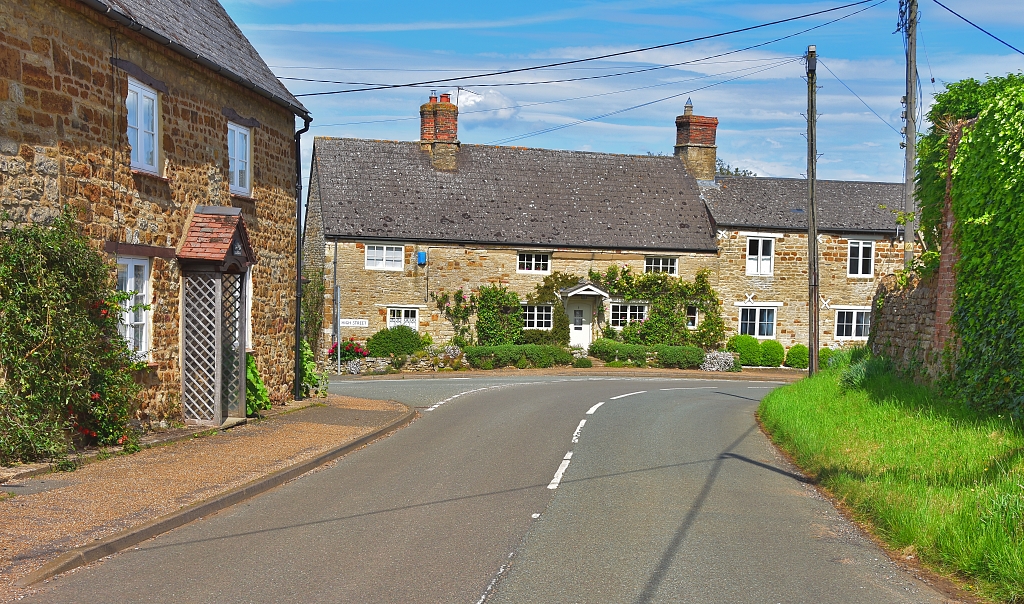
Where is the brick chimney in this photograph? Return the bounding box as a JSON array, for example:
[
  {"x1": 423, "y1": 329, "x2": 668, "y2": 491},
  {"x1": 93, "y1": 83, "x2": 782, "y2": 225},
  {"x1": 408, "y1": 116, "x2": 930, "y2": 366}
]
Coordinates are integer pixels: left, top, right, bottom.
[
  {"x1": 420, "y1": 92, "x2": 459, "y2": 170},
  {"x1": 673, "y1": 99, "x2": 718, "y2": 181}
]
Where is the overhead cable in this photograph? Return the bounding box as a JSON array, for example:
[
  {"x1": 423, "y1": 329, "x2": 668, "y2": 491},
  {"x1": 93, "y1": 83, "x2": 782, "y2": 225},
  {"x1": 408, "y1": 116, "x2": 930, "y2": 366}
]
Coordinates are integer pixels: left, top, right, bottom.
[
  {"x1": 929, "y1": 0, "x2": 1024, "y2": 56},
  {"x1": 817, "y1": 59, "x2": 902, "y2": 135},
  {"x1": 293, "y1": 0, "x2": 875, "y2": 97}
]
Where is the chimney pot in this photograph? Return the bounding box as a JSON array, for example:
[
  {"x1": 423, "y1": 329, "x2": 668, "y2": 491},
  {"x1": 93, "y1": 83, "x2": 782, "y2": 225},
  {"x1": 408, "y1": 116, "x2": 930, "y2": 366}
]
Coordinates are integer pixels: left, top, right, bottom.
[{"x1": 439, "y1": 93, "x2": 451, "y2": 103}]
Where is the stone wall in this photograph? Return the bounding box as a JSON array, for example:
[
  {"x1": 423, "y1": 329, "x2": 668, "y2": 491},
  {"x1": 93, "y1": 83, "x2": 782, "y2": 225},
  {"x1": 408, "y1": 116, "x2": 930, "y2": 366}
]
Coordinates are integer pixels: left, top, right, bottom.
[
  {"x1": 714, "y1": 229, "x2": 905, "y2": 349},
  {"x1": 869, "y1": 274, "x2": 941, "y2": 379},
  {"x1": 0, "y1": 0, "x2": 299, "y2": 418},
  {"x1": 319, "y1": 241, "x2": 717, "y2": 357}
]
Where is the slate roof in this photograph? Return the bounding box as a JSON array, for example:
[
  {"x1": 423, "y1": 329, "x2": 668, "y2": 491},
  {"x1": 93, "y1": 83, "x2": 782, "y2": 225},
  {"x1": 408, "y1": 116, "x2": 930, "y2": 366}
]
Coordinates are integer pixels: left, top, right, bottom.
[
  {"x1": 702, "y1": 176, "x2": 901, "y2": 233},
  {"x1": 312, "y1": 138, "x2": 717, "y2": 252},
  {"x1": 84, "y1": 0, "x2": 307, "y2": 117}
]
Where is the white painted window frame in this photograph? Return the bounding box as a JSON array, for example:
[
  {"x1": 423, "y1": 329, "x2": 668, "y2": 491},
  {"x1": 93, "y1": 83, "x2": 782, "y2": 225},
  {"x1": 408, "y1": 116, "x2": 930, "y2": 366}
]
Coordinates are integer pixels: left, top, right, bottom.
[
  {"x1": 686, "y1": 305, "x2": 699, "y2": 329},
  {"x1": 116, "y1": 256, "x2": 151, "y2": 358},
  {"x1": 227, "y1": 122, "x2": 251, "y2": 196},
  {"x1": 739, "y1": 306, "x2": 777, "y2": 339},
  {"x1": 644, "y1": 256, "x2": 678, "y2": 275},
  {"x1": 609, "y1": 303, "x2": 647, "y2": 328},
  {"x1": 386, "y1": 306, "x2": 419, "y2": 331},
  {"x1": 847, "y1": 240, "x2": 875, "y2": 277},
  {"x1": 522, "y1": 304, "x2": 553, "y2": 330},
  {"x1": 745, "y1": 236, "x2": 775, "y2": 276},
  {"x1": 365, "y1": 244, "x2": 404, "y2": 271},
  {"x1": 517, "y1": 252, "x2": 550, "y2": 274},
  {"x1": 834, "y1": 306, "x2": 871, "y2": 340},
  {"x1": 126, "y1": 79, "x2": 159, "y2": 174}
]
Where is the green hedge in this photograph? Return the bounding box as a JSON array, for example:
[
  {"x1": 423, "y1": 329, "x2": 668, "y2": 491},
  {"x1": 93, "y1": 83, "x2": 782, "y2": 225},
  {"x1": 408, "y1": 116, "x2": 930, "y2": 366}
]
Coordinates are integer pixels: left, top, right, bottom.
[
  {"x1": 759, "y1": 340, "x2": 785, "y2": 367},
  {"x1": 784, "y1": 344, "x2": 809, "y2": 369},
  {"x1": 464, "y1": 344, "x2": 573, "y2": 369},
  {"x1": 366, "y1": 325, "x2": 423, "y2": 357},
  {"x1": 588, "y1": 339, "x2": 648, "y2": 363},
  {"x1": 651, "y1": 344, "x2": 705, "y2": 369},
  {"x1": 727, "y1": 334, "x2": 761, "y2": 366}
]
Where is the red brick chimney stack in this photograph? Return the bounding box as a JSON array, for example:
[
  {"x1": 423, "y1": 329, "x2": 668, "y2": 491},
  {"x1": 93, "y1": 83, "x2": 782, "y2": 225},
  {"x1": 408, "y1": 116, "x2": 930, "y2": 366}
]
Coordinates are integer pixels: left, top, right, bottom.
[
  {"x1": 419, "y1": 92, "x2": 459, "y2": 170},
  {"x1": 674, "y1": 99, "x2": 718, "y2": 181}
]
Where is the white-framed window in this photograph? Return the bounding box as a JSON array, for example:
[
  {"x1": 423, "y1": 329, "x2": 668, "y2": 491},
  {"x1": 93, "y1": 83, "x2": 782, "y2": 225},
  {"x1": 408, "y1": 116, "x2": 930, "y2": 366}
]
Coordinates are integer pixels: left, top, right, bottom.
[
  {"x1": 645, "y1": 257, "x2": 677, "y2": 275},
  {"x1": 227, "y1": 122, "x2": 251, "y2": 196},
  {"x1": 746, "y1": 237, "x2": 774, "y2": 276},
  {"x1": 522, "y1": 305, "x2": 553, "y2": 329},
  {"x1": 686, "y1": 305, "x2": 699, "y2": 329},
  {"x1": 740, "y1": 307, "x2": 776, "y2": 338},
  {"x1": 848, "y1": 240, "x2": 874, "y2": 277},
  {"x1": 835, "y1": 309, "x2": 871, "y2": 339},
  {"x1": 387, "y1": 307, "x2": 418, "y2": 330},
  {"x1": 518, "y1": 252, "x2": 549, "y2": 273},
  {"x1": 116, "y1": 257, "x2": 150, "y2": 357},
  {"x1": 365, "y1": 244, "x2": 404, "y2": 271},
  {"x1": 126, "y1": 79, "x2": 158, "y2": 173},
  {"x1": 610, "y1": 304, "x2": 647, "y2": 327}
]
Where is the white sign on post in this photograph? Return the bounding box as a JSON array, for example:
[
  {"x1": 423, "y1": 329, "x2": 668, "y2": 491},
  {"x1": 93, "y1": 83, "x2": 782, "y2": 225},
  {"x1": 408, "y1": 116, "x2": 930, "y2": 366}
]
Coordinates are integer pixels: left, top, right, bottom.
[{"x1": 338, "y1": 319, "x2": 369, "y2": 328}]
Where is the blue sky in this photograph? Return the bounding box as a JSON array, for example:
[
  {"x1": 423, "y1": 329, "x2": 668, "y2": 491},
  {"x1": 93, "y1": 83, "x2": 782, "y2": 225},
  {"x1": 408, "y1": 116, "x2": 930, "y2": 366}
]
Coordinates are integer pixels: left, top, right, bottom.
[{"x1": 223, "y1": 0, "x2": 1023, "y2": 183}]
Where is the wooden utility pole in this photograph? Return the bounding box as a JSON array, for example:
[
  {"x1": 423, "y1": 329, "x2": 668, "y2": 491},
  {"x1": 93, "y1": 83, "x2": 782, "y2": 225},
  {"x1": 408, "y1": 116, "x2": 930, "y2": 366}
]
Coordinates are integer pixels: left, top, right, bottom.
[
  {"x1": 806, "y1": 45, "x2": 819, "y2": 376},
  {"x1": 902, "y1": 0, "x2": 918, "y2": 268}
]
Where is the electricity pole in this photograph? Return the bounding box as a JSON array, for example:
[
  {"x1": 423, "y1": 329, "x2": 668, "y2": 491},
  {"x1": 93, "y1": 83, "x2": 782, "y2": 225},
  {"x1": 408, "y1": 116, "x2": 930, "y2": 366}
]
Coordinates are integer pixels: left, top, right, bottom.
[
  {"x1": 901, "y1": 0, "x2": 918, "y2": 268},
  {"x1": 806, "y1": 45, "x2": 819, "y2": 376}
]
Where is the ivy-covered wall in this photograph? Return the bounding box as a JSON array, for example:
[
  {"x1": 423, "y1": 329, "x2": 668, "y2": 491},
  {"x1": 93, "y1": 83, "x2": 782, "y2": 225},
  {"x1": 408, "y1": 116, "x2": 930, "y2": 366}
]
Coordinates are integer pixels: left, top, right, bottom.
[{"x1": 946, "y1": 79, "x2": 1024, "y2": 413}]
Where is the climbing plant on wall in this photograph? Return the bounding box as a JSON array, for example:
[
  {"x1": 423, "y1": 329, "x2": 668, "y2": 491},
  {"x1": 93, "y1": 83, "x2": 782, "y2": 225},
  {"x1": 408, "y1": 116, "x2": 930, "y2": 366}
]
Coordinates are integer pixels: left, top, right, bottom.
[
  {"x1": 587, "y1": 266, "x2": 725, "y2": 350},
  {"x1": 946, "y1": 78, "x2": 1024, "y2": 414},
  {"x1": 526, "y1": 272, "x2": 580, "y2": 347}
]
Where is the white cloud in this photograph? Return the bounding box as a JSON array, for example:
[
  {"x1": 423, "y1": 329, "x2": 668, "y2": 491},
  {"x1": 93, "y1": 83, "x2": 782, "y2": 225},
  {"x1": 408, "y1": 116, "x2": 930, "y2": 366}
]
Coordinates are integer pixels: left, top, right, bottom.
[{"x1": 447, "y1": 88, "x2": 519, "y2": 124}]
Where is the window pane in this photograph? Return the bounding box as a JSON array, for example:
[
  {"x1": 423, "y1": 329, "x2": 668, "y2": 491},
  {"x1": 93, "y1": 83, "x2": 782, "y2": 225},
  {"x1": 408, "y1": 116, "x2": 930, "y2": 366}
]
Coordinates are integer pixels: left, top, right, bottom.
[
  {"x1": 761, "y1": 239, "x2": 773, "y2": 258},
  {"x1": 861, "y1": 242, "x2": 872, "y2": 275},
  {"x1": 849, "y1": 243, "x2": 860, "y2": 275},
  {"x1": 143, "y1": 132, "x2": 154, "y2": 167},
  {"x1": 228, "y1": 129, "x2": 235, "y2": 160},
  {"x1": 740, "y1": 308, "x2": 756, "y2": 335},
  {"x1": 759, "y1": 308, "x2": 775, "y2": 337},
  {"x1": 237, "y1": 131, "x2": 247, "y2": 161},
  {"x1": 238, "y1": 160, "x2": 247, "y2": 191},
  {"x1": 142, "y1": 96, "x2": 154, "y2": 132},
  {"x1": 855, "y1": 311, "x2": 870, "y2": 337},
  {"x1": 537, "y1": 255, "x2": 548, "y2": 271},
  {"x1": 837, "y1": 311, "x2": 853, "y2": 337},
  {"x1": 127, "y1": 90, "x2": 138, "y2": 128}
]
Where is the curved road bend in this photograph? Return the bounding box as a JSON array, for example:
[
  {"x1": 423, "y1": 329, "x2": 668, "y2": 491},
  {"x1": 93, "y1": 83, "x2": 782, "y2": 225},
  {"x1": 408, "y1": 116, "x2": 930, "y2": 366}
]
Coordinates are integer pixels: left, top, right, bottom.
[{"x1": 24, "y1": 376, "x2": 947, "y2": 603}]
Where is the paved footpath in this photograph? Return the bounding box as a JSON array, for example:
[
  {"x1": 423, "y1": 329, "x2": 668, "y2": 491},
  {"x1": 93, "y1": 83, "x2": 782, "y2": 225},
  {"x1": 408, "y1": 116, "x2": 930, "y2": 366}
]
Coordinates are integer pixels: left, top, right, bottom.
[
  {"x1": 0, "y1": 395, "x2": 410, "y2": 602},
  {"x1": 12, "y1": 374, "x2": 960, "y2": 604}
]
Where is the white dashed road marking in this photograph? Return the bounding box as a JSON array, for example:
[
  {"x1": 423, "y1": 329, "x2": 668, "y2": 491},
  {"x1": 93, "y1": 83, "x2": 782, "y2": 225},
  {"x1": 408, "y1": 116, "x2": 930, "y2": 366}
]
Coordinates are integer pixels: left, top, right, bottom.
[
  {"x1": 585, "y1": 402, "x2": 604, "y2": 415},
  {"x1": 571, "y1": 419, "x2": 586, "y2": 443},
  {"x1": 547, "y1": 451, "x2": 573, "y2": 490},
  {"x1": 609, "y1": 391, "x2": 646, "y2": 400}
]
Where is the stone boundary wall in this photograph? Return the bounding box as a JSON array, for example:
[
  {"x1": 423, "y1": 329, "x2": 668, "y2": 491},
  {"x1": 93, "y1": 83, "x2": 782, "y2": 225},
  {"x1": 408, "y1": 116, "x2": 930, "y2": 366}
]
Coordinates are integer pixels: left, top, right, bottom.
[{"x1": 869, "y1": 274, "x2": 941, "y2": 379}]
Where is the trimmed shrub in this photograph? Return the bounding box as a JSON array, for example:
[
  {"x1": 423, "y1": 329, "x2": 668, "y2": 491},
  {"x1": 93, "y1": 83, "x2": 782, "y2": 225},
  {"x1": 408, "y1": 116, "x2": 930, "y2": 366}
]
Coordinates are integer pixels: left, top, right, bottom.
[
  {"x1": 587, "y1": 339, "x2": 648, "y2": 363},
  {"x1": 652, "y1": 345, "x2": 705, "y2": 369},
  {"x1": 727, "y1": 334, "x2": 761, "y2": 366},
  {"x1": 784, "y1": 344, "x2": 809, "y2": 369},
  {"x1": 819, "y1": 347, "x2": 836, "y2": 368},
  {"x1": 573, "y1": 357, "x2": 593, "y2": 368},
  {"x1": 463, "y1": 345, "x2": 572, "y2": 369},
  {"x1": 759, "y1": 340, "x2": 785, "y2": 367},
  {"x1": 521, "y1": 329, "x2": 559, "y2": 345},
  {"x1": 366, "y1": 325, "x2": 423, "y2": 357}
]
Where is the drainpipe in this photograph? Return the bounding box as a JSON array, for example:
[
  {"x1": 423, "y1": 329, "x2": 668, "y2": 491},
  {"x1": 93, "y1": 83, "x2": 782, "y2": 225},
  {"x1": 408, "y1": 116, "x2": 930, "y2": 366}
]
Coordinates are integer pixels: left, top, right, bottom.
[{"x1": 294, "y1": 115, "x2": 312, "y2": 400}]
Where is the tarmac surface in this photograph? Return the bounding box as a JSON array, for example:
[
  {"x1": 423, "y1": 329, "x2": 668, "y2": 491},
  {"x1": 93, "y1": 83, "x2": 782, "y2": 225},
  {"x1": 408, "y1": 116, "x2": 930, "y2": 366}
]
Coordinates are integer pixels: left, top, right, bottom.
[{"x1": 13, "y1": 374, "x2": 953, "y2": 603}]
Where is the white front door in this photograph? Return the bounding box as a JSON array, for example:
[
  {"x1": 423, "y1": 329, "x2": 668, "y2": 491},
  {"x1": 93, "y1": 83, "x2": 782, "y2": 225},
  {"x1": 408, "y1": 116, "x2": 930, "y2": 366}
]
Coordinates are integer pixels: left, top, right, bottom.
[{"x1": 567, "y1": 300, "x2": 592, "y2": 349}]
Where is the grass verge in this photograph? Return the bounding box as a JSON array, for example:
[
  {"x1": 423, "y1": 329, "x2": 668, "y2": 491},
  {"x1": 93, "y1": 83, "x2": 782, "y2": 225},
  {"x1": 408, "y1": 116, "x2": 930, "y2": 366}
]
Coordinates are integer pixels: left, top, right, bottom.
[{"x1": 759, "y1": 356, "x2": 1024, "y2": 603}]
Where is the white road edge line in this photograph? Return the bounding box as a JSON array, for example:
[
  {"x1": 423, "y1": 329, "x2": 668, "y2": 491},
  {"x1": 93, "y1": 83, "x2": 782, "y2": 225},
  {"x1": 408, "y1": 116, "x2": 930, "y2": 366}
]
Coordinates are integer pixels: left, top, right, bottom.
[
  {"x1": 660, "y1": 387, "x2": 719, "y2": 391},
  {"x1": 547, "y1": 452, "x2": 573, "y2": 490},
  {"x1": 571, "y1": 419, "x2": 586, "y2": 443},
  {"x1": 610, "y1": 391, "x2": 646, "y2": 399},
  {"x1": 586, "y1": 402, "x2": 604, "y2": 415}
]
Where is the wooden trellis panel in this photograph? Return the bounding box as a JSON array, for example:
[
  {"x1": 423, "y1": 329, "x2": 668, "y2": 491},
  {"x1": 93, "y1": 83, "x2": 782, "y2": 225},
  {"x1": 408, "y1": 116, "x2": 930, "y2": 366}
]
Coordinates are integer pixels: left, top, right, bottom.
[
  {"x1": 182, "y1": 273, "x2": 221, "y2": 425},
  {"x1": 221, "y1": 272, "x2": 245, "y2": 420}
]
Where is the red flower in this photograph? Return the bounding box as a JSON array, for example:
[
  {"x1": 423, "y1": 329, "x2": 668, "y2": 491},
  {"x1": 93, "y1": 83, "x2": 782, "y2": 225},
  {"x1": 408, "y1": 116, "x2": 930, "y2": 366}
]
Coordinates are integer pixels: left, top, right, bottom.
[
  {"x1": 100, "y1": 309, "x2": 108, "y2": 318},
  {"x1": 90, "y1": 392, "x2": 101, "y2": 401}
]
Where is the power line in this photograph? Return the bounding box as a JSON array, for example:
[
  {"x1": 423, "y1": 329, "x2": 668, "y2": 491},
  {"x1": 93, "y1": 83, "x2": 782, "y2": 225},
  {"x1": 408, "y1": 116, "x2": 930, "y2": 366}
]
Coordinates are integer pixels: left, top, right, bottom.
[
  {"x1": 273, "y1": 57, "x2": 793, "y2": 74},
  {"x1": 485, "y1": 57, "x2": 798, "y2": 146},
  {"x1": 929, "y1": 0, "x2": 1024, "y2": 56},
  {"x1": 309, "y1": 60, "x2": 800, "y2": 129},
  {"x1": 280, "y1": 57, "x2": 795, "y2": 88},
  {"x1": 817, "y1": 59, "x2": 902, "y2": 135},
  {"x1": 293, "y1": 0, "x2": 875, "y2": 97}
]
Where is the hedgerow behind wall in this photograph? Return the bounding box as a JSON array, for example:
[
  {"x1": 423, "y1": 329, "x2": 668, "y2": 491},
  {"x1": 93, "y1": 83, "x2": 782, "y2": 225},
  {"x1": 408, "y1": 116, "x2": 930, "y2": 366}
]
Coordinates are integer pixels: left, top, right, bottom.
[
  {"x1": 0, "y1": 210, "x2": 140, "y2": 464},
  {"x1": 947, "y1": 79, "x2": 1024, "y2": 413}
]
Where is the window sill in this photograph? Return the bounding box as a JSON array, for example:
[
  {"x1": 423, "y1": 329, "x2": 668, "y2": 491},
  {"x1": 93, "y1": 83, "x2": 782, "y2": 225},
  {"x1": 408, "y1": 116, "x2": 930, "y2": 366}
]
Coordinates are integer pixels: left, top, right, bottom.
[
  {"x1": 230, "y1": 191, "x2": 255, "y2": 202},
  {"x1": 366, "y1": 267, "x2": 405, "y2": 272},
  {"x1": 131, "y1": 169, "x2": 169, "y2": 182},
  {"x1": 846, "y1": 275, "x2": 875, "y2": 279}
]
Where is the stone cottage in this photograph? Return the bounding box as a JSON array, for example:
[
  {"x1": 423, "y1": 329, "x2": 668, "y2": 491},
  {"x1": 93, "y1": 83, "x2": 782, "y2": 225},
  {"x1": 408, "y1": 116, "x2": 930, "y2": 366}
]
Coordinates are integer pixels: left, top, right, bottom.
[
  {"x1": 0, "y1": 0, "x2": 311, "y2": 424},
  {"x1": 303, "y1": 94, "x2": 903, "y2": 355}
]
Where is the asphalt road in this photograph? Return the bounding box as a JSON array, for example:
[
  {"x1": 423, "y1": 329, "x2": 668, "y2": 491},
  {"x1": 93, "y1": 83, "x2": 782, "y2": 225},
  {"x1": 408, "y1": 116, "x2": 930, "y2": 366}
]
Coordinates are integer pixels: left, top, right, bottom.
[{"x1": 22, "y1": 376, "x2": 947, "y2": 603}]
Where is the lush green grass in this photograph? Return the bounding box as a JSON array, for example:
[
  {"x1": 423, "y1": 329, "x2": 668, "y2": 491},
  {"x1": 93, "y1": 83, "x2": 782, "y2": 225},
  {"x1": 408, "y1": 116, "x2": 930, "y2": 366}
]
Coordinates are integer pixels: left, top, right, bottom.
[{"x1": 759, "y1": 362, "x2": 1024, "y2": 603}]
